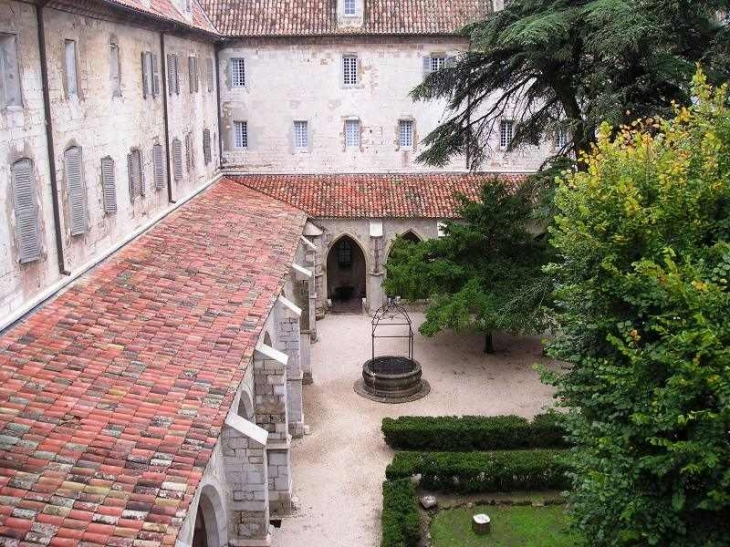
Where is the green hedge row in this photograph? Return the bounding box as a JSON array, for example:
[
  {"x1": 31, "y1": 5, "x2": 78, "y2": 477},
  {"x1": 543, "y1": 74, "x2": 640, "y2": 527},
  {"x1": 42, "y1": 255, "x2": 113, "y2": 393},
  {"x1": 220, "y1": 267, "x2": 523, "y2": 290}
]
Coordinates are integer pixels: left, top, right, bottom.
[
  {"x1": 385, "y1": 450, "x2": 570, "y2": 493},
  {"x1": 381, "y1": 413, "x2": 569, "y2": 451},
  {"x1": 381, "y1": 479, "x2": 420, "y2": 547}
]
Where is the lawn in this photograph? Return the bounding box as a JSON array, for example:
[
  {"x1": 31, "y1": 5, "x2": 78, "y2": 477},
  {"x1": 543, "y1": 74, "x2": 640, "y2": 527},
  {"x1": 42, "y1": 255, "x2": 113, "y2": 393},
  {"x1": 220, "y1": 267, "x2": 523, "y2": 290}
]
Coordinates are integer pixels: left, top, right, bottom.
[{"x1": 430, "y1": 505, "x2": 583, "y2": 547}]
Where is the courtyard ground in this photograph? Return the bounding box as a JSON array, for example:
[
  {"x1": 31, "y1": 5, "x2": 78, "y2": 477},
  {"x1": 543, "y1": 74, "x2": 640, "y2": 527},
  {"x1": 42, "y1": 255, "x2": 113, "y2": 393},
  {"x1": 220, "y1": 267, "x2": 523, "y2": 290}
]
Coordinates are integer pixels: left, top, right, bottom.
[{"x1": 272, "y1": 312, "x2": 562, "y2": 547}]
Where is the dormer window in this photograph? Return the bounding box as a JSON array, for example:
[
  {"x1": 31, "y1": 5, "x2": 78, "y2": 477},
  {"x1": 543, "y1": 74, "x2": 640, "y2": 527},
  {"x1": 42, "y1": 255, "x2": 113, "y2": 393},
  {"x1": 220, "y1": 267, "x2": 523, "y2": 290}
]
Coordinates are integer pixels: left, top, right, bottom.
[{"x1": 344, "y1": 0, "x2": 356, "y2": 16}]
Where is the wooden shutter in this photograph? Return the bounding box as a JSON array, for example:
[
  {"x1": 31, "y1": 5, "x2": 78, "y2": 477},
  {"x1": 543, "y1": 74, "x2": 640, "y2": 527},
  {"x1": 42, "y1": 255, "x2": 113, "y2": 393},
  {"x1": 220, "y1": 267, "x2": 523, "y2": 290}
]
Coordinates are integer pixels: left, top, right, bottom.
[
  {"x1": 206, "y1": 58, "x2": 214, "y2": 92},
  {"x1": 64, "y1": 147, "x2": 87, "y2": 236},
  {"x1": 100, "y1": 156, "x2": 117, "y2": 214},
  {"x1": 203, "y1": 129, "x2": 211, "y2": 165},
  {"x1": 11, "y1": 159, "x2": 41, "y2": 263},
  {"x1": 174, "y1": 55, "x2": 180, "y2": 94},
  {"x1": 141, "y1": 52, "x2": 149, "y2": 98},
  {"x1": 422, "y1": 56, "x2": 432, "y2": 78},
  {"x1": 152, "y1": 53, "x2": 160, "y2": 97},
  {"x1": 128, "y1": 149, "x2": 144, "y2": 199},
  {"x1": 153, "y1": 144, "x2": 165, "y2": 190},
  {"x1": 167, "y1": 53, "x2": 174, "y2": 96},
  {"x1": 172, "y1": 138, "x2": 183, "y2": 181}
]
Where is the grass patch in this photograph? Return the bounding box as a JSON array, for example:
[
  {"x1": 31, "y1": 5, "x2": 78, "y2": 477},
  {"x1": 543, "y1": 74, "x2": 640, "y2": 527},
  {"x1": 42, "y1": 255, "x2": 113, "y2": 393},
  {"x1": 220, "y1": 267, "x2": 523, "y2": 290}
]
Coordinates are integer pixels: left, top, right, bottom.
[{"x1": 430, "y1": 505, "x2": 584, "y2": 547}]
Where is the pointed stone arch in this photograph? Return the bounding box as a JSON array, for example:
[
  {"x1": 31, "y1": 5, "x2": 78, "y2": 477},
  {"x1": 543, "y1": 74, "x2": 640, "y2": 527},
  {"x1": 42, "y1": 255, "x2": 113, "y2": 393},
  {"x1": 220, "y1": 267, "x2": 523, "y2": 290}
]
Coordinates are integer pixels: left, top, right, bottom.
[
  {"x1": 192, "y1": 484, "x2": 227, "y2": 547},
  {"x1": 325, "y1": 233, "x2": 368, "y2": 312}
]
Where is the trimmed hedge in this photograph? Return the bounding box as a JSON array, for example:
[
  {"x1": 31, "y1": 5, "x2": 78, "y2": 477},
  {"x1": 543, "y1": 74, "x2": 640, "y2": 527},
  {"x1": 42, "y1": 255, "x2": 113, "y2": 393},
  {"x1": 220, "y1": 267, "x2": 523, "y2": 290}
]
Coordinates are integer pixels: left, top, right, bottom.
[
  {"x1": 385, "y1": 450, "x2": 570, "y2": 493},
  {"x1": 381, "y1": 479, "x2": 420, "y2": 547},
  {"x1": 381, "y1": 413, "x2": 569, "y2": 451}
]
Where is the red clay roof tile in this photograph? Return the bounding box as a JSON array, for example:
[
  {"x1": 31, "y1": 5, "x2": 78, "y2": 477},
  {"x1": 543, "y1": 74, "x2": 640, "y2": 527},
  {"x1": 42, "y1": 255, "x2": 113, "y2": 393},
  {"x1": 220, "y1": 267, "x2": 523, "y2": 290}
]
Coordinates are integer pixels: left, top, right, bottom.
[
  {"x1": 0, "y1": 181, "x2": 306, "y2": 545},
  {"x1": 233, "y1": 173, "x2": 526, "y2": 219}
]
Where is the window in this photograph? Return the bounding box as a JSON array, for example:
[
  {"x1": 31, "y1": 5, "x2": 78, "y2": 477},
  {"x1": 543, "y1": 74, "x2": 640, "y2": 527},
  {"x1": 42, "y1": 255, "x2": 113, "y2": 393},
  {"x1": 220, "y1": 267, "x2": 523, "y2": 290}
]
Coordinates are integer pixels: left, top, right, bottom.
[
  {"x1": 152, "y1": 54, "x2": 160, "y2": 97},
  {"x1": 64, "y1": 40, "x2": 78, "y2": 98},
  {"x1": 128, "y1": 148, "x2": 144, "y2": 200},
  {"x1": 500, "y1": 119, "x2": 513, "y2": 149},
  {"x1": 1, "y1": 34, "x2": 22, "y2": 107},
  {"x1": 109, "y1": 41, "x2": 121, "y2": 96},
  {"x1": 556, "y1": 127, "x2": 569, "y2": 149},
  {"x1": 344, "y1": 0, "x2": 357, "y2": 15},
  {"x1": 203, "y1": 128, "x2": 212, "y2": 165},
  {"x1": 231, "y1": 58, "x2": 245, "y2": 88},
  {"x1": 167, "y1": 53, "x2": 180, "y2": 95},
  {"x1": 345, "y1": 119, "x2": 360, "y2": 148},
  {"x1": 337, "y1": 239, "x2": 352, "y2": 268},
  {"x1": 10, "y1": 159, "x2": 41, "y2": 263},
  {"x1": 100, "y1": 156, "x2": 117, "y2": 214},
  {"x1": 206, "y1": 58, "x2": 214, "y2": 92},
  {"x1": 172, "y1": 138, "x2": 183, "y2": 181},
  {"x1": 64, "y1": 146, "x2": 87, "y2": 236},
  {"x1": 430, "y1": 55, "x2": 446, "y2": 72},
  {"x1": 294, "y1": 121, "x2": 308, "y2": 150},
  {"x1": 342, "y1": 55, "x2": 358, "y2": 86},
  {"x1": 234, "y1": 121, "x2": 248, "y2": 149},
  {"x1": 153, "y1": 144, "x2": 165, "y2": 190},
  {"x1": 398, "y1": 120, "x2": 414, "y2": 148},
  {"x1": 188, "y1": 56, "x2": 199, "y2": 93}
]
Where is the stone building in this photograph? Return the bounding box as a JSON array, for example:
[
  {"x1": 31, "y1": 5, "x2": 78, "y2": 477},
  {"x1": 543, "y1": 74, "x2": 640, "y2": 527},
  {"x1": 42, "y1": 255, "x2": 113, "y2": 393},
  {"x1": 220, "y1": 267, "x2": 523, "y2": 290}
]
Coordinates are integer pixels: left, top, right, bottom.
[{"x1": 0, "y1": 1, "x2": 551, "y2": 546}]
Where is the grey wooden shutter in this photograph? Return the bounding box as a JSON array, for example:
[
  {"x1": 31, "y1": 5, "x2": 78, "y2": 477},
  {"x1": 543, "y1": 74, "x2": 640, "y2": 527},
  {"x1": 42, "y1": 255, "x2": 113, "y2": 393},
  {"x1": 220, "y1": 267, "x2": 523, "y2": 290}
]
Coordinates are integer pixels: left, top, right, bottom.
[
  {"x1": 172, "y1": 138, "x2": 183, "y2": 181},
  {"x1": 64, "y1": 147, "x2": 87, "y2": 236},
  {"x1": 203, "y1": 129, "x2": 211, "y2": 165},
  {"x1": 128, "y1": 149, "x2": 143, "y2": 199},
  {"x1": 188, "y1": 56, "x2": 194, "y2": 93},
  {"x1": 422, "y1": 56, "x2": 432, "y2": 78},
  {"x1": 445, "y1": 55, "x2": 457, "y2": 68},
  {"x1": 141, "y1": 52, "x2": 149, "y2": 98},
  {"x1": 152, "y1": 53, "x2": 160, "y2": 97},
  {"x1": 153, "y1": 144, "x2": 165, "y2": 190},
  {"x1": 100, "y1": 156, "x2": 117, "y2": 214},
  {"x1": 167, "y1": 53, "x2": 174, "y2": 95},
  {"x1": 174, "y1": 55, "x2": 180, "y2": 94},
  {"x1": 11, "y1": 159, "x2": 41, "y2": 263},
  {"x1": 185, "y1": 133, "x2": 192, "y2": 171},
  {"x1": 206, "y1": 58, "x2": 214, "y2": 92}
]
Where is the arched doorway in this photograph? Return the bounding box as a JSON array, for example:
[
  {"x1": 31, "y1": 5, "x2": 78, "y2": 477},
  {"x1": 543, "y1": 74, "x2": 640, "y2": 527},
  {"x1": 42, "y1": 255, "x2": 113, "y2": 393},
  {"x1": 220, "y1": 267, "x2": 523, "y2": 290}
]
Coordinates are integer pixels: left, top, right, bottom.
[
  {"x1": 192, "y1": 486, "x2": 225, "y2": 547},
  {"x1": 327, "y1": 235, "x2": 366, "y2": 313}
]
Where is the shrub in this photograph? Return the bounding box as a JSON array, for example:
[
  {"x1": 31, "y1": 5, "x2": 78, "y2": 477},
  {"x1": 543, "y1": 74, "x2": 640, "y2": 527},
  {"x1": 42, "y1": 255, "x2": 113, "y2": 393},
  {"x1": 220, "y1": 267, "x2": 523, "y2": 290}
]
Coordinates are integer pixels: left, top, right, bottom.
[
  {"x1": 381, "y1": 479, "x2": 420, "y2": 547},
  {"x1": 385, "y1": 450, "x2": 570, "y2": 493},
  {"x1": 381, "y1": 413, "x2": 568, "y2": 451},
  {"x1": 546, "y1": 73, "x2": 730, "y2": 545}
]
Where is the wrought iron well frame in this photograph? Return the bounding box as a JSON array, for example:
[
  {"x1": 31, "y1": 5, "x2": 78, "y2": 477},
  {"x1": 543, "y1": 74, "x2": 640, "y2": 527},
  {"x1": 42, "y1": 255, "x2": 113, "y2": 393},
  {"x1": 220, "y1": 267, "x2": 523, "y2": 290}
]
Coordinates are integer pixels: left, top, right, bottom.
[{"x1": 371, "y1": 298, "x2": 414, "y2": 363}]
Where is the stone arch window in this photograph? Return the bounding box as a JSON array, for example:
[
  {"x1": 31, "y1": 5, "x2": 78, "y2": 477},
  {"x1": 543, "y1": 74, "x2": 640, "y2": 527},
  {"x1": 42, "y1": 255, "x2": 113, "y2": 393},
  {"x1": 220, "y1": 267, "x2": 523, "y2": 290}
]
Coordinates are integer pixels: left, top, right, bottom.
[{"x1": 192, "y1": 485, "x2": 226, "y2": 547}]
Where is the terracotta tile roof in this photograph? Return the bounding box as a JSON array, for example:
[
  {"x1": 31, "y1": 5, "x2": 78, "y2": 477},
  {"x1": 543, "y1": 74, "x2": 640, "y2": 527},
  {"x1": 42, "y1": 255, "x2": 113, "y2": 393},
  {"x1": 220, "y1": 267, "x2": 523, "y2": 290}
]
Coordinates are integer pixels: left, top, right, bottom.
[
  {"x1": 233, "y1": 173, "x2": 526, "y2": 219},
  {"x1": 101, "y1": 0, "x2": 219, "y2": 34},
  {"x1": 198, "y1": 0, "x2": 491, "y2": 37},
  {"x1": 0, "y1": 181, "x2": 306, "y2": 546}
]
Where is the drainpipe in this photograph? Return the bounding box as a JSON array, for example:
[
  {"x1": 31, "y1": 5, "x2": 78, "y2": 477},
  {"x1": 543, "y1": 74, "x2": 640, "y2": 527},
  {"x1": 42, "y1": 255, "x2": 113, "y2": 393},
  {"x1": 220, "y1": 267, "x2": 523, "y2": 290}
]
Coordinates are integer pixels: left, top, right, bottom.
[
  {"x1": 160, "y1": 32, "x2": 175, "y2": 203},
  {"x1": 215, "y1": 42, "x2": 224, "y2": 169},
  {"x1": 36, "y1": 1, "x2": 69, "y2": 275}
]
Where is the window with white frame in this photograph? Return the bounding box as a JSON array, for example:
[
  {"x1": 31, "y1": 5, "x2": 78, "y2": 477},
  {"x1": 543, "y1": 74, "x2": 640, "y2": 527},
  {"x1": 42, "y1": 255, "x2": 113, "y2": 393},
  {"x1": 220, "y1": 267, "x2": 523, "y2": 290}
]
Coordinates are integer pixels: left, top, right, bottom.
[
  {"x1": 345, "y1": 119, "x2": 360, "y2": 148},
  {"x1": 430, "y1": 55, "x2": 446, "y2": 72},
  {"x1": 556, "y1": 127, "x2": 569, "y2": 149},
  {"x1": 234, "y1": 121, "x2": 248, "y2": 149},
  {"x1": 500, "y1": 119, "x2": 513, "y2": 149},
  {"x1": 294, "y1": 121, "x2": 309, "y2": 150},
  {"x1": 344, "y1": 0, "x2": 357, "y2": 15},
  {"x1": 0, "y1": 33, "x2": 22, "y2": 108},
  {"x1": 399, "y1": 120, "x2": 414, "y2": 148},
  {"x1": 231, "y1": 58, "x2": 245, "y2": 87},
  {"x1": 342, "y1": 55, "x2": 358, "y2": 86},
  {"x1": 64, "y1": 40, "x2": 79, "y2": 98}
]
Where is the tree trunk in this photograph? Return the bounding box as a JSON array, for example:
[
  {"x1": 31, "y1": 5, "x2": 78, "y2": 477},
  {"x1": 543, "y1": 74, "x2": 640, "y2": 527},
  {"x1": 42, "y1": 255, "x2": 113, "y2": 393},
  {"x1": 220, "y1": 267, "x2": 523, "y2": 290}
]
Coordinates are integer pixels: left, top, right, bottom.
[{"x1": 484, "y1": 332, "x2": 494, "y2": 354}]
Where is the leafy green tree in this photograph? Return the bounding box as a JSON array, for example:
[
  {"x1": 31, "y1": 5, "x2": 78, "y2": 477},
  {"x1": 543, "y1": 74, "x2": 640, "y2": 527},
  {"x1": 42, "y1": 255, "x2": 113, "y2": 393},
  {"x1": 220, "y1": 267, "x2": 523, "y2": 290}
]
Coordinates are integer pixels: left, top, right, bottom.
[
  {"x1": 384, "y1": 179, "x2": 550, "y2": 353},
  {"x1": 414, "y1": 0, "x2": 730, "y2": 168},
  {"x1": 545, "y1": 74, "x2": 730, "y2": 546}
]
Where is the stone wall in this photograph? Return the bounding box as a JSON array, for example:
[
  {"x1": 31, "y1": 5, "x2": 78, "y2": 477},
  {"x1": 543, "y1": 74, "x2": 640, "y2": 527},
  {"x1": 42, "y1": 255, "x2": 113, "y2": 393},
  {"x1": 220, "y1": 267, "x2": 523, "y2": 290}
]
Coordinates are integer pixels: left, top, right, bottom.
[
  {"x1": 0, "y1": 2, "x2": 220, "y2": 327},
  {"x1": 219, "y1": 36, "x2": 551, "y2": 174}
]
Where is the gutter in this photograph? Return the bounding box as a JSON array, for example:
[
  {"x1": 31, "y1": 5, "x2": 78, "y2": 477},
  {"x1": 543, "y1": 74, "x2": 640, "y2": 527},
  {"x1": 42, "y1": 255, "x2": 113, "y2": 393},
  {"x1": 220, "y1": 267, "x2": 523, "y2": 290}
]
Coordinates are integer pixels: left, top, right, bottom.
[
  {"x1": 36, "y1": 1, "x2": 69, "y2": 276},
  {"x1": 0, "y1": 173, "x2": 224, "y2": 334},
  {"x1": 160, "y1": 32, "x2": 175, "y2": 204}
]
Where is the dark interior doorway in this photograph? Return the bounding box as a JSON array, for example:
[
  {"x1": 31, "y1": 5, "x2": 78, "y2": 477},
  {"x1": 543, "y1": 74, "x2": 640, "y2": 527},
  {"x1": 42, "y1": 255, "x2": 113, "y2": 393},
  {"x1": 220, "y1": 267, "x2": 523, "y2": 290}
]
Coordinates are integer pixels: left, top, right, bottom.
[{"x1": 327, "y1": 235, "x2": 366, "y2": 313}]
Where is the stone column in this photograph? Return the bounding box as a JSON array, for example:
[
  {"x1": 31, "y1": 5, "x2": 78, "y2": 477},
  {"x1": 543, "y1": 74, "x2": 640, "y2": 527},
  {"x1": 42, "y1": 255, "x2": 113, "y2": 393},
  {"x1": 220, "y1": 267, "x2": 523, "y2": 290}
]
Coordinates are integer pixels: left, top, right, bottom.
[
  {"x1": 222, "y1": 415, "x2": 271, "y2": 546},
  {"x1": 253, "y1": 344, "x2": 292, "y2": 517},
  {"x1": 276, "y1": 295, "x2": 306, "y2": 439},
  {"x1": 303, "y1": 222, "x2": 326, "y2": 319},
  {"x1": 368, "y1": 220, "x2": 386, "y2": 313}
]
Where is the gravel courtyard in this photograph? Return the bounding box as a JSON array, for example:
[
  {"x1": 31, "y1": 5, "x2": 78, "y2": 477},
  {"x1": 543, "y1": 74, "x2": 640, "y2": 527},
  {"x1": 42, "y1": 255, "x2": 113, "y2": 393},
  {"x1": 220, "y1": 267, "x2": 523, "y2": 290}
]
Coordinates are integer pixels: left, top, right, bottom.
[{"x1": 272, "y1": 312, "x2": 562, "y2": 547}]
